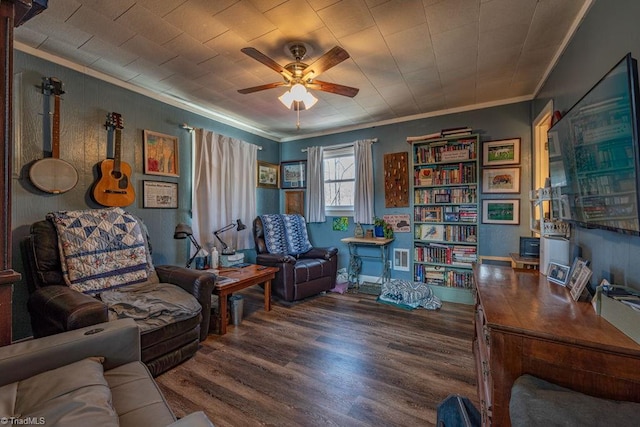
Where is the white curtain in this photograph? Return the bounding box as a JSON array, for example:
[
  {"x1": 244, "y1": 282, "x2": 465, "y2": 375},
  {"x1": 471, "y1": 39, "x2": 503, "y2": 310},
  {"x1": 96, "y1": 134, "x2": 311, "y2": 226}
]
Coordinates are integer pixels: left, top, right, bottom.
[
  {"x1": 306, "y1": 145, "x2": 325, "y2": 223},
  {"x1": 192, "y1": 129, "x2": 257, "y2": 254},
  {"x1": 353, "y1": 139, "x2": 375, "y2": 223}
]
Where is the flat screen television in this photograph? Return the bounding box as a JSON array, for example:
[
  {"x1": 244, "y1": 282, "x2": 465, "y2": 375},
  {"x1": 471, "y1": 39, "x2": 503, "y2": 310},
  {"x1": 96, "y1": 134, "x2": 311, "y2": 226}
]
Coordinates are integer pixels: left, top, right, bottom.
[{"x1": 548, "y1": 53, "x2": 640, "y2": 234}]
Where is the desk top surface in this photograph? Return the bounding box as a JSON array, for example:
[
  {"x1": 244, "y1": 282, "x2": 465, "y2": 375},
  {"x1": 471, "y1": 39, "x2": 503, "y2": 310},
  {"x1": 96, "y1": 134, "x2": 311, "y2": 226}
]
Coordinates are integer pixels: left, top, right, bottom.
[{"x1": 341, "y1": 237, "x2": 394, "y2": 245}]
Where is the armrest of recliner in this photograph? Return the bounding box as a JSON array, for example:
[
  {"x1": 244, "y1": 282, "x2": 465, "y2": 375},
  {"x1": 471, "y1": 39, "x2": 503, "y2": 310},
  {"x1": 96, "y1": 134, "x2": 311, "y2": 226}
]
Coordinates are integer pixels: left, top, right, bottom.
[
  {"x1": 154, "y1": 265, "x2": 216, "y2": 340},
  {"x1": 0, "y1": 318, "x2": 139, "y2": 386},
  {"x1": 256, "y1": 253, "x2": 297, "y2": 265},
  {"x1": 300, "y1": 246, "x2": 338, "y2": 260},
  {"x1": 27, "y1": 286, "x2": 109, "y2": 338}
]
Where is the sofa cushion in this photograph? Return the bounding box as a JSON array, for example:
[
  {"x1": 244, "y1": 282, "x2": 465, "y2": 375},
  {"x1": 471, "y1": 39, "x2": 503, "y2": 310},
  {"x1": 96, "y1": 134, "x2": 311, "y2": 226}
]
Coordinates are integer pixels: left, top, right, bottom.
[
  {"x1": 0, "y1": 357, "x2": 118, "y2": 427},
  {"x1": 47, "y1": 207, "x2": 149, "y2": 294},
  {"x1": 104, "y1": 361, "x2": 176, "y2": 427}
]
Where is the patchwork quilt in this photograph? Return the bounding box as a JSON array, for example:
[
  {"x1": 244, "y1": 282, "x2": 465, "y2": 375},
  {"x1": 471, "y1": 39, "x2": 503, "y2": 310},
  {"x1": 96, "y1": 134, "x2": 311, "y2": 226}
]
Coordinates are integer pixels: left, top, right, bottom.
[
  {"x1": 260, "y1": 214, "x2": 313, "y2": 255},
  {"x1": 47, "y1": 207, "x2": 149, "y2": 294}
]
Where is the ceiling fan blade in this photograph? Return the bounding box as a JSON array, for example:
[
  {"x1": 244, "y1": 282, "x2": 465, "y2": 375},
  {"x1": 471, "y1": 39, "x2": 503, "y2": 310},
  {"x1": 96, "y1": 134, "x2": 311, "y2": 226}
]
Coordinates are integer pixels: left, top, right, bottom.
[
  {"x1": 241, "y1": 47, "x2": 293, "y2": 80},
  {"x1": 237, "y1": 82, "x2": 287, "y2": 94},
  {"x1": 302, "y1": 46, "x2": 350, "y2": 81},
  {"x1": 307, "y1": 80, "x2": 359, "y2": 97}
]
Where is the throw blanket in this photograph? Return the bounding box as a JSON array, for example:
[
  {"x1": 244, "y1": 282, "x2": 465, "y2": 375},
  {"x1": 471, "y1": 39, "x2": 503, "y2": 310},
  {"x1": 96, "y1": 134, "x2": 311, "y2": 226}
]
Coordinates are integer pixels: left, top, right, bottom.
[
  {"x1": 101, "y1": 282, "x2": 201, "y2": 332},
  {"x1": 47, "y1": 207, "x2": 149, "y2": 294},
  {"x1": 260, "y1": 214, "x2": 313, "y2": 255},
  {"x1": 378, "y1": 279, "x2": 442, "y2": 310}
]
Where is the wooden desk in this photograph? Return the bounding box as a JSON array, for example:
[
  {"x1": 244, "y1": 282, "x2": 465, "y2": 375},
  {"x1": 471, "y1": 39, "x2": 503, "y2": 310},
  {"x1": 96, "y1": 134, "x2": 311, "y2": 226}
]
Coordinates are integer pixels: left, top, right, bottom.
[
  {"x1": 340, "y1": 237, "x2": 394, "y2": 287},
  {"x1": 473, "y1": 264, "x2": 640, "y2": 426},
  {"x1": 212, "y1": 264, "x2": 278, "y2": 335},
  {"x1": 509, "y1": 252, "x2": 540, "y2": 270}
]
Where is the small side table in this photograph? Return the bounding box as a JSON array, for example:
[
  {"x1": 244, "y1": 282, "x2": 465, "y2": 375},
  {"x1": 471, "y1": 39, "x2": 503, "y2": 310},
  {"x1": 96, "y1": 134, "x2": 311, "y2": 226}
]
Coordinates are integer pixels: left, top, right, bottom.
[
  {"x1": 341, "y1": 237, "x2": 394, "y2": 288},
  {"x1": 510, "y1": 253, "x2": 540, "y2": 270}
]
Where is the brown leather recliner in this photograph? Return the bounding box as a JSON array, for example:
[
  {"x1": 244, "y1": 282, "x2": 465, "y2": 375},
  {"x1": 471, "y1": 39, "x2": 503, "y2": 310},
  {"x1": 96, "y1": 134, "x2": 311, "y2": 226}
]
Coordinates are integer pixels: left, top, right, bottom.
[
  {"x1": 253, "y1": 215, "x2": 338, "y2": 302},
  {"x1": 22, "y1": 215, "x2": 215, "y2": 377}
]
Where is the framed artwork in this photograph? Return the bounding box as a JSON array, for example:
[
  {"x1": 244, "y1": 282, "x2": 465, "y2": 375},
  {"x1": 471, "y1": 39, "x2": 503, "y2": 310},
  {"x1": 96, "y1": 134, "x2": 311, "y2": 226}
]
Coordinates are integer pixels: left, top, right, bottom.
[
  {"x1": 482, "y1": 199, "x2": 520, "y2": 224},
  {"x1": 482, "y1": 167, "x2": 521, "y2": 193},
  {"x1": 143, "y1": 130, "x2": 179, "y2": 177},
  {"x1": 257, "y1": 160, "x2": 279, "y2": 188},
  {"x1": 142, "y1": 180, "x2": 178, "y2": 209},
  {"x1": 567, "y1": 257, "x2": 589, "y2": 289},
  {"x1": 435, "y1": 193, "x2": 450, "y2": 203},
  {"x1": 285, "y1": 190, "x2": 304, "y2": 216},
  {"x1": 482, "y1": 138, "x2": 521, "y2": 166},
  {"x1": 547, "y1": 261, "x2": 571, "y2": 286},
  {"x1": 281, "y1": 160, "x2": 306, "y2": 189},
  {"x1": 423, "y1": 207, "x2": 441, "y2": 222},
  {"x1": 570, "y1": 265, "x2": 593, "y2": 301}
]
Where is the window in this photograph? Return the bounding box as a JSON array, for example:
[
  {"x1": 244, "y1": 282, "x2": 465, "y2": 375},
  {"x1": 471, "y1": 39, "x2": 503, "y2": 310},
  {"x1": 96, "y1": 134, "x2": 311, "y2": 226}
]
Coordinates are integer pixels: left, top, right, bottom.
[{"x1": 323, "y1": 146, "x2": 355, "y2": 216}]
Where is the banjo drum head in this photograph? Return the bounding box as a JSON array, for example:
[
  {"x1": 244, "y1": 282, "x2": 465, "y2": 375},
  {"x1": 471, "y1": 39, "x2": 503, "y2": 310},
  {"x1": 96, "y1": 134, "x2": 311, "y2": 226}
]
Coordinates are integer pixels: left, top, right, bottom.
[{"x1": 29, "y1": 158, "x2": 79, "y2": 194}]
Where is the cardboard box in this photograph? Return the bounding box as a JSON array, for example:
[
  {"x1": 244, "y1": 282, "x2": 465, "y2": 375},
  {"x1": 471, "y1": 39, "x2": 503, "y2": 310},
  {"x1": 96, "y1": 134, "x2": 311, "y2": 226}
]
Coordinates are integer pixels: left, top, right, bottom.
[{"x1": 600, "y1": 293, "x2": 640, "y2": 345}]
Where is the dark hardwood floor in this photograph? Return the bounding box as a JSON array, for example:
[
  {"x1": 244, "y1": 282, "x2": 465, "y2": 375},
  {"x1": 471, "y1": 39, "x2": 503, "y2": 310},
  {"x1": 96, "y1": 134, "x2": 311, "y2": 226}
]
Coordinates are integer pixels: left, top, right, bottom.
[{"x1": 156, "y1": 287, "x2": 478, "y2": 426}]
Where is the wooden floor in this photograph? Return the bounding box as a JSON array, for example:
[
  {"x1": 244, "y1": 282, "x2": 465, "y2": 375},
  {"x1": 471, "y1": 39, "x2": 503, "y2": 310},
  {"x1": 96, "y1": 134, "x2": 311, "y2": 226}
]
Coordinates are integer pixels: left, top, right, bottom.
[{"x1": 156, "y1": 287, "x2": 479, "y2": 427}]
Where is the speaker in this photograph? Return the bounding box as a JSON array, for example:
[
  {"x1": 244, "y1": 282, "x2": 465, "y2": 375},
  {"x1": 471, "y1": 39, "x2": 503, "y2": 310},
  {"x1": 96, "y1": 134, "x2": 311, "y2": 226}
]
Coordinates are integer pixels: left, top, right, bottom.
[{"x1": 540, "y1": 237, "x2": 570, "y2": 275}]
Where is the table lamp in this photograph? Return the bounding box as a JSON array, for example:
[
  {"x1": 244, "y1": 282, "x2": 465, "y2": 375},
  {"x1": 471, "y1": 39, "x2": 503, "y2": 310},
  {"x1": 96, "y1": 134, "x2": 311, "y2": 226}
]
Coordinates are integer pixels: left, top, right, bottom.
[
  {"x1": 173, "y1": 223, "x2": 202, "y2": 268},
  {"x1": 213, "y1": 219, "x2": 246, "y2": 255}
]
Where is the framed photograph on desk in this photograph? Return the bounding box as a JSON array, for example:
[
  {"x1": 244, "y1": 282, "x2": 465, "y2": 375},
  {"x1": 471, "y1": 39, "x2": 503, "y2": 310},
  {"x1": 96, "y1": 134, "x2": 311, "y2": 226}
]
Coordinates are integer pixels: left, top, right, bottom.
[{"x1": 547, "y1": 261, "x2": 570, "y2": 286}]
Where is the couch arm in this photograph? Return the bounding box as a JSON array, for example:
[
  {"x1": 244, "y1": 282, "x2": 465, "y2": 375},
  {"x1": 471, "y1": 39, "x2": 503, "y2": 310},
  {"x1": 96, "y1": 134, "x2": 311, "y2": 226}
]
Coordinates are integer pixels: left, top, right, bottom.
[
  {"x1": 155, "y1": 265, "x2": 216, "y2": 341},
  {"x1": 27, "y1": 285, "x2": 109, "y2": 338},
  {"x1": 301, "y1": 246, "x2": 338, "y2": 260},
  {"x1": 0, "y1": 318, "x2": 139, "y2": 386},
  {"x1": 256, "y1": 253, "x2": 296, "y2": 265}
]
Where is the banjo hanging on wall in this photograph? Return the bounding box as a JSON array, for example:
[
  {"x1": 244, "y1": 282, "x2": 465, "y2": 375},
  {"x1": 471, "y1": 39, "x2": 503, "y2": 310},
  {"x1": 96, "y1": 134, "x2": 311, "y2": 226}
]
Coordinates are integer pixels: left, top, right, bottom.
[{"x1": 29, "y1": 77, "x2": 78, "y2": 194}]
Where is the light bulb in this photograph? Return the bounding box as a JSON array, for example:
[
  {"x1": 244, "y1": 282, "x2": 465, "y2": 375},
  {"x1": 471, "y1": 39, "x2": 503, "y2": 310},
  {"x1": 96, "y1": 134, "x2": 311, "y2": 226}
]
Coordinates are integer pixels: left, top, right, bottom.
[{"x1": 278, "y1": 90, "x2": 295, "y2": 109}]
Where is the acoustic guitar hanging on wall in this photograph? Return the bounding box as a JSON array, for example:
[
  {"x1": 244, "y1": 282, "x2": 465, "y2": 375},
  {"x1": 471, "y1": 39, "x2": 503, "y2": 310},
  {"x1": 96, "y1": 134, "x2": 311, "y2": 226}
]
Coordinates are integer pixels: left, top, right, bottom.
[
  {"x1": 92, "y1": 112, "x2": 135, "y2": 207},
  {"x1": 29, "y1": 77, "x2": 78, "y2": 194}
]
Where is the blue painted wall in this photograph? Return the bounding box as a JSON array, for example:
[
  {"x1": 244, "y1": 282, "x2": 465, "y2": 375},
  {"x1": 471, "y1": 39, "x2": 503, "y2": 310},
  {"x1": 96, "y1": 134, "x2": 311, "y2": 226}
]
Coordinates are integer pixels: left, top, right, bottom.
[{"x1": 533, "y1": 0, "x2": 640, "y2": 291}]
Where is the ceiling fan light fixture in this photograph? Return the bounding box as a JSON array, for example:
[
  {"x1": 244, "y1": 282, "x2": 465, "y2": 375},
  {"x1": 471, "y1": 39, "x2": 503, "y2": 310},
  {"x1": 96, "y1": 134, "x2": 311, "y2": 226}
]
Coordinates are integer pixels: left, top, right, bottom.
[
  {"x1": 278, "y1": 90, "x2": 295, "y2": 109},
  {"x1": 301, "y1": 91, "x2": 318, "y2": 109},
  {"x1": 290, "y1": 83, "x2": 307, "y2": 100}
]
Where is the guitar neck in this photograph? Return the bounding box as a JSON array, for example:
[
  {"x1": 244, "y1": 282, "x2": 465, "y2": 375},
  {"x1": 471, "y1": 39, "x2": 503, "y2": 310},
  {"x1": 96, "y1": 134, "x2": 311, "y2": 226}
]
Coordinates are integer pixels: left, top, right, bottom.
[
  {"x1": 52, "y1": 94, "x2": 61, "y2": 159},
  {"x1": 113, "y1": 128, "x2": 122, "y2": 173}
]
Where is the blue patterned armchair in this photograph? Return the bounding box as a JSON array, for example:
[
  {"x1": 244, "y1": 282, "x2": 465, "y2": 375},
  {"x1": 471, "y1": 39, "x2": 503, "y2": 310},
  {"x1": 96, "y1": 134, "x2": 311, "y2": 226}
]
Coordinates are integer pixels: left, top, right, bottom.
[{"x1": 253, "y1": 214, "x2": 338, "y2": 302}]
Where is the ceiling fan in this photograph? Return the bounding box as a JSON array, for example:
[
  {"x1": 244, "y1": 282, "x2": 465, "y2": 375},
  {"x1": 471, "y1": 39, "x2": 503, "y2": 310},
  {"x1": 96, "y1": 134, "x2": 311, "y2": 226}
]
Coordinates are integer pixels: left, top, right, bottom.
[{"x1": 238, "y1": 42, "x2": 359, "y2": 110}]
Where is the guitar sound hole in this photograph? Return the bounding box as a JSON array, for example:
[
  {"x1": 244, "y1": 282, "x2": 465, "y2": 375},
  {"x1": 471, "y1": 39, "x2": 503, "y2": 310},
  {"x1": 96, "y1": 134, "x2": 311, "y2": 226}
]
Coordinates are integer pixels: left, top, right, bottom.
[{"x1": 111, "y1": 171, "x2": 122, "y2": 180}]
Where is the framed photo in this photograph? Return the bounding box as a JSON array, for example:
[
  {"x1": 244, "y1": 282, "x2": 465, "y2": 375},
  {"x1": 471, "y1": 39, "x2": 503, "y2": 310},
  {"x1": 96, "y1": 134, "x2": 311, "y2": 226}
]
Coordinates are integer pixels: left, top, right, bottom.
[
  {"x1": 435, "y1": 193, "x2": 450, "y2": 203},
  {"x1": 257, "y1": 160, "x2": 279, "y2": 188},
  {"x1": 143, "y1": 130, "x2": 179, "y2": 177},
  {"x1": 281, "y1": 160, "x2": 306, "y2": 189},
  {"x1": 444, "y1": 212, "x2": 459, "y2": 222},
  {"x1": 482, "y1": 167, "x2": 520, "y2": 193},
  {"x1": 482, "y1": 199, "x2": 520, "y2": 224},
  {"x1": 142, "y1": 180, "x2": 178, "y2": 209},
  {"x1": 482, "y1": 138, "x2": 521, "y2": 166},
  {"x1": 547, "y1": 261, "x2": 571, "y2": 286},
  {"x1": 570, "y1": 265, "x2": 593, "y2": 301},
  {"x1": 567, "y1": 257, "x2": 589, "y2": 289},
  {"x1": 284, "y1": 190, "x2": 304, "y2": 216},
  {"x1": 423, "y1": 207, "x2": 441, "y2": 222}
]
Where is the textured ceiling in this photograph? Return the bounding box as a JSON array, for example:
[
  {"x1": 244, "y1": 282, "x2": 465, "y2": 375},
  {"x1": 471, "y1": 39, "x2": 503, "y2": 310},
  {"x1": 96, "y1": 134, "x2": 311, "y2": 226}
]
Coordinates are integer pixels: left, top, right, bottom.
[{"x1": 15, "y1": 0, "x2": 591, "y2": 141}]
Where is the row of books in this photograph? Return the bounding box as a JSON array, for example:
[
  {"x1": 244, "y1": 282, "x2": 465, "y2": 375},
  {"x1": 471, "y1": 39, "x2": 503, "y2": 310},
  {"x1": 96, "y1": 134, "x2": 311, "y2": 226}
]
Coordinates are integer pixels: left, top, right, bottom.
[
  {"x1": 414, "y1": 224, "x2": 477, "y2": 243},
  {"x1": 414, "y1": 163, "x2": 477, "y2": 186},
  {"x1": 414, "y1": 243, "x2": 477, "y2": 267},
  {"x1": 413, "y1": 204, "x2": 478, "y2": 222},
  {"x1": 414, "y1": 187, "x2": 478, "y2": 204},
  {"x1": 407, "y1": 127, "x2": 473, "y2": 144},
  {"x1": 413, "y1": 264, "x2": 474, "y2": 289},
  {"x1": 414, "y1": 139, "x2": 477, "y2": 164}
]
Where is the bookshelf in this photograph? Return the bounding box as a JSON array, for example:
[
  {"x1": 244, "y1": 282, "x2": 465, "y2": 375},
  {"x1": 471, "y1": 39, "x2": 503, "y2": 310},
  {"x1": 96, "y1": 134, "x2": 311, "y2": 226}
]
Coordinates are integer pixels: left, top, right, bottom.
[{"x1": 411, "y1": 133, "x2": 479, "y2": 304}]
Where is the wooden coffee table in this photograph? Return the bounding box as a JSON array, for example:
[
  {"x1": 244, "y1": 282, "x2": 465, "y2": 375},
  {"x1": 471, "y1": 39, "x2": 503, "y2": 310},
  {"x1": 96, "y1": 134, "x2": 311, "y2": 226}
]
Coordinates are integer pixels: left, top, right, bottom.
[{"x1": 212, "y1": 264, "x2": 278, "y2": 335}]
